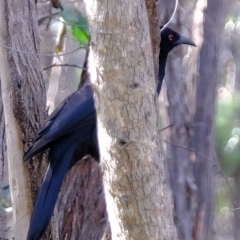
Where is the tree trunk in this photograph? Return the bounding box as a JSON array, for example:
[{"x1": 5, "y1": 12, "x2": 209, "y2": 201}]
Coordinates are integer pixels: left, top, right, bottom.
[
  {"x1": 165, "y1": 43, "x2": 196, "y2": 240},
  {"x1": 0, "y1": 0, "x2": 47, "y2": 238},
  {"x1": 159, "y1": 3, "x2": 197, "y2": 239},
  {"x1": 192, "y1": 0, "x2": 224, "y2": 239},
  {"x1": 0, "y1": 81, "x2": 6, "y2": 238},
  {"x1": 85, "y1": 0, "x2": 176, "y2": 239},
  {"x1": 57, "y1": 158, "x2": 107, "y2": 240}
]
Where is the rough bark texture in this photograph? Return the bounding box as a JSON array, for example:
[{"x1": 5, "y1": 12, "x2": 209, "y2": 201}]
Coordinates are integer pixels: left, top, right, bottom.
[
  {"x1": 37, "y1": 0, "x2": 56, "y2": 86},
  {"x1": 0, "y1": 81, "x2": 6, "y2": 239},
  {"x1": 192, "y1": 0, "x2": 224, "y2": 239},
  {"x1": 0, "y1": 0, "x2": 47, "y2": 238},
  {"x1": 159, "y1": 2, "x2": 197, "y2": 239},
  {"x1": 57, "y1": 158, "x2": 107, "y2": 240},
  {"x1": 165, "y1": 48, "x2": 196, "y2": 240},
  {"x1": 146, "y1": 0, "x2": 161, "y2": 78},
  {"x1": 158, "y1": 0, "x2": 226, "y2": 239},
  {"x1": 85, "y1": 0, "x2": 176, "y2": 239}
]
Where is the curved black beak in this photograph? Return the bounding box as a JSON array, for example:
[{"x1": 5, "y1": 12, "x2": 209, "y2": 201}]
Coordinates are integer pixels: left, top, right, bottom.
[{"x1": 177, "y1": 36, "x2": 197, "y2": 47}]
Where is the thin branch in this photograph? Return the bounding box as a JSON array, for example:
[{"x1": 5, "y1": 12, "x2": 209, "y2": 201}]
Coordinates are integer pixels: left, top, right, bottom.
[
  {"x1": 0, "y1": 43, "x2": 87, "y2": 57},
  {"x1": 161, "y1": 0, "x2": 179, "y2": 31},
  {"x1": 43, "y1": 63, "x2": 86, "y2": 71},
  {"x1": 38, "y1": 12, "x2": 59, "y2": 25},
  {"x1": 231, "y1": 207, "x2": 240, "y2": 211},
  {"x1": 35, "y1": 0, "x2": 88, "y2": 28},
  {"x1": 159, "y1": 123, "x2": 174, "y2": 133},
  {"x1": 161, "y1": 138, "x2": 234, "y2": 201}
]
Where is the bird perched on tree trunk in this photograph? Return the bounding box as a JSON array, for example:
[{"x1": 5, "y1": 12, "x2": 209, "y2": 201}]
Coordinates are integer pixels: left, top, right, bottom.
[
  {"x1": 158, "y1": 27, "x2": 196, "y2": 95},
  {"x1": 24, "y1": 27, "x2": 196, "y2": 240},
  {"x1": 24, "y1": 83, "x2": 99, "y2": 240}
]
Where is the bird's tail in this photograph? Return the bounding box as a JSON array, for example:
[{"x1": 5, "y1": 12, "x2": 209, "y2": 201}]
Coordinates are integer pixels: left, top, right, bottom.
[{"x1": 27, "y1": 143, "x2": 75, "y2": 240}]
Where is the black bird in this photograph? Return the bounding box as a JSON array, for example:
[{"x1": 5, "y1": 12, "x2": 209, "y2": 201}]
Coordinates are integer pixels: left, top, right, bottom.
[
  {"x1": 158, "y1": 27, "x2": 196, "y2": 95},
  {"x1": 24, "y1": 27, "x2": 196, "y2": 240},
  {"x1": 24, "y1": 82, "x2": 99, "y2": 240}
]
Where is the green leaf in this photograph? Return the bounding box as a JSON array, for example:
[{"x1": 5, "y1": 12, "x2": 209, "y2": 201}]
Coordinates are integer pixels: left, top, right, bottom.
[
  {"x1": 60, "y1": 1, "x2": 90, "y2": 46},
  {"x1": 71, "y1": 25, "x2": 90, "y2": 46}
]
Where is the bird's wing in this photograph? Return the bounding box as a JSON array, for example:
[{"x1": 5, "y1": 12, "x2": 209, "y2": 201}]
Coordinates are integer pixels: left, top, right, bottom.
[{"x1": 24, "y1": 83, "x2": 96, "y2": 160}]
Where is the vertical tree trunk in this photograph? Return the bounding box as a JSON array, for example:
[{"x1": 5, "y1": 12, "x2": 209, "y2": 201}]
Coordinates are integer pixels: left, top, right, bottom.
[
  {"x1": 160, "y1": 3, "x2": 197, "y2": 238},
  {"x1": 146, "y1": 0, "x2": 161, "y2": 77},
  {"x1": 165, "y1": 49, "x2": 196, "y2": 240},
  {"x1": 57, "y1": 158, "x2": 107, "y2": 240},
  {"x1": 192, "y1": 0, "x2": 224, "y2": 239},
  {"x1": 164, "y1": 27, "x2": 196, "y2": 240},
  {"x1": 85, "y1": 0, "x2": 176, "y2": 239},
  {"x1": 0, "y1": 0, "x2": 47, "y2": 238},
  {"x1": 0, "y1": 81, "x2": 6, "y2": 238}
]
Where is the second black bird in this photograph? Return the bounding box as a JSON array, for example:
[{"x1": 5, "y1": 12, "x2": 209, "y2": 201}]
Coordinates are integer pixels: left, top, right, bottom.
[{"x1": 158, "y1": 27, "x2": 196, "y2": 95}]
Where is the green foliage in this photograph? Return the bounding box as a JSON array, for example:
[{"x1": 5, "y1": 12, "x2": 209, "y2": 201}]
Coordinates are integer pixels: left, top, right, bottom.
[
  {"x1": 2, "y1": 198, "x2": 8, "y2": 209},
  {"x1": 60, "y1": 2, "x2": 90, "y2": 46},
  {"x1": 216, "y1": 93, "x2": 240, "y2": 175},
  {"x1": 71, "y1": 25, "x2": 89, "y2": 46}
]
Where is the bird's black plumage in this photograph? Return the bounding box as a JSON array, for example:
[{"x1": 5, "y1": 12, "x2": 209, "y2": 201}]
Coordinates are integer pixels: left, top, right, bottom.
[
  {"x1": 158, "y1": 27, "x2": 196, "y2": 95},
  {"x1": 24, "y1": 83, "x2": 99, "y2": 240},
  {"x1": 24, "y1": 27, "x2": 196, "y2": 240}
]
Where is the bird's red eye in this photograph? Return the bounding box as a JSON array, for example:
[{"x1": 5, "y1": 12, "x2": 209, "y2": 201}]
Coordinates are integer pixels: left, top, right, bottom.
[{"x1": 169, "y1": 34, "x2": 173, "y2": 41}]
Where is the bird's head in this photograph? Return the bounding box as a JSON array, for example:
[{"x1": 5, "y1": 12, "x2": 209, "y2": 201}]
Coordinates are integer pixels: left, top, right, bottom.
[{"x1": 160, "y1": 27, "x2": 196, "y2": 54}]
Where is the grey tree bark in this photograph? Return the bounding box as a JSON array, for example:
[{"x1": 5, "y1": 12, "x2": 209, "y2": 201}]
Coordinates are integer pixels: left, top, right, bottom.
[
  {"x1": 57, "y1": 158, "x2": 107, "y2": 240},
  {"x1": 165, "y1": 44, "x2": 196, "y2": 240},
  {"x1": 159, "y1": 0, "x2": 225, "y2": 239},
  {"x1": 192, "y1": 0, "x2": 225, "y2": 239},
  {"x1": 159, "y1": 2, "x2": 197, "y2": 239},
  {"x1": 0, "y1": 0, "x2": 47, "y2": 238},
  {"x1": 0, "y1": 81, "x2": 6, "y2": 238},
  {"x1": 85, "y1": 0, "x2": 176, "y2": 239}
]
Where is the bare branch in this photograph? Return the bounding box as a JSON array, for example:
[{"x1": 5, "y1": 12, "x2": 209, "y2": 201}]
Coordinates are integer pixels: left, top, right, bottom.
[
  {"x1": 161, "y1": 138, "x2": 234, "y2": 200},
  {"x1": 161, "y1": 0, "x2": 179, "y2": 31},
  {"x1": 0, "y1": 43, "x2": 87, "y2": 57},
  {"x1": 159, "y1": 123, "x2": 174, "y2": 133},
  {"x1": 42, "y1": 63, "x2": 86, "y2": 71}
]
